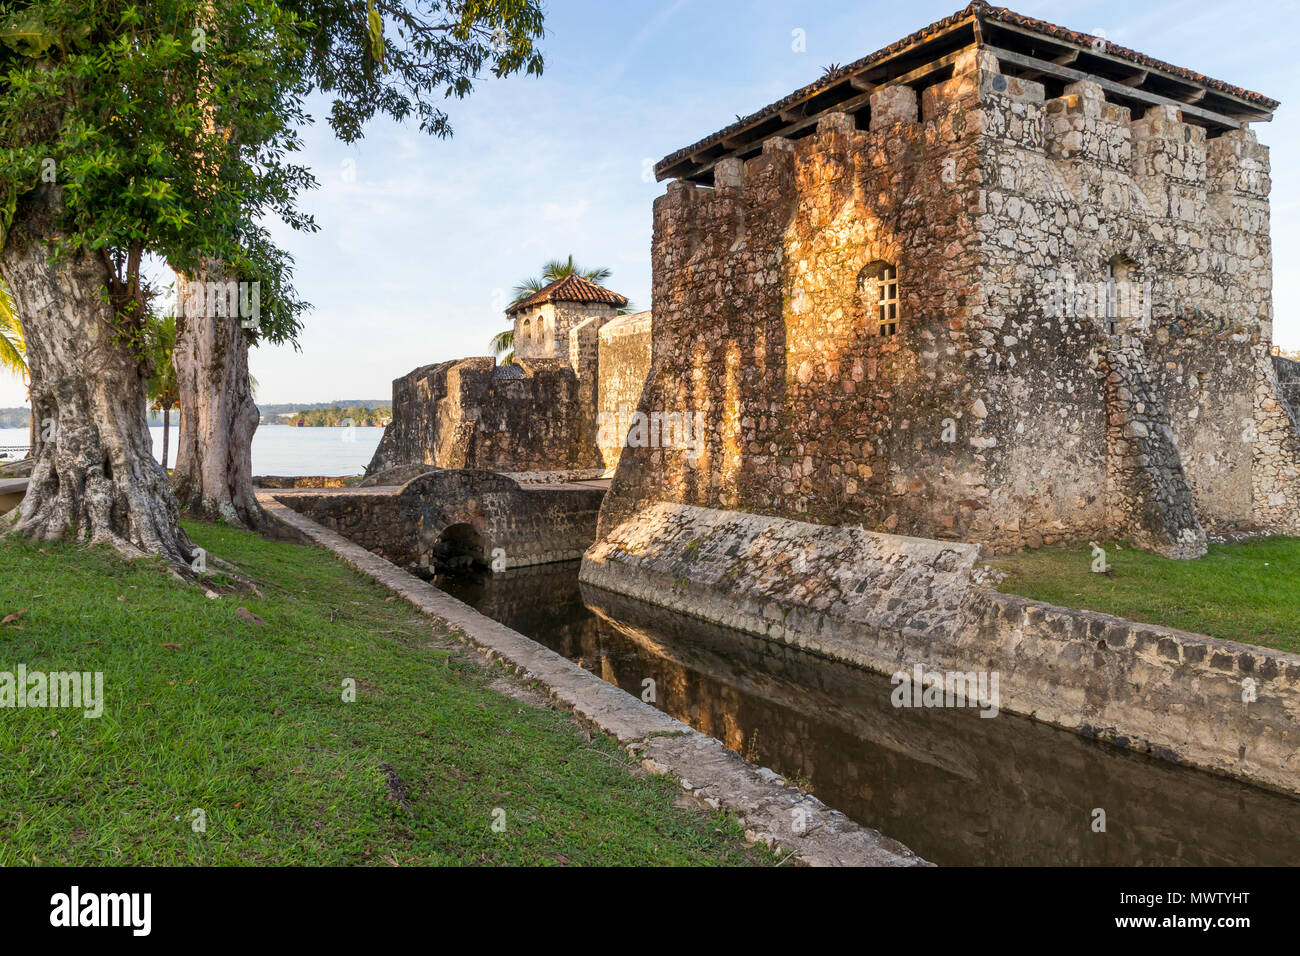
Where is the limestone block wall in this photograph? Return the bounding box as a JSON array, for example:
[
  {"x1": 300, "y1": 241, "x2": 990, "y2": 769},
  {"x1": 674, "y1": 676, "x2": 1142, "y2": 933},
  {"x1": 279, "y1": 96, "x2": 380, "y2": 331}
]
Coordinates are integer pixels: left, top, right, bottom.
[
  {"x1": 602, "y1": 56, "x2": 993, "y2": 545},
  {"x1": 985, "y1": 73, "x2": 1279, "y2": 546},
  {"x1": 366, "y1": 356, "x2": 601, "y2": 475},
  {"x1": 596, "y1": 310, "x2": 653, "y2": 474}
]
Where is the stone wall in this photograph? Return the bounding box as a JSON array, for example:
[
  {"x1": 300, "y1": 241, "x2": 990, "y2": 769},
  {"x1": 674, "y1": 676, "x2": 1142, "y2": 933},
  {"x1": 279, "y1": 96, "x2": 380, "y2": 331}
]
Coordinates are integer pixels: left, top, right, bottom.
[
  {"x1": 601, "y1": 47, "x2": 1297, "y2": 555},
  {"x1": 1274, "y1": 356, "x2": 1300, "y2": 419},
  {"x1": 582, "y1": 503, "x2": 1300, "y2": 794},
  {"x1": 366, "y1": 356, "x2": 601, "y2": 475},
  {"x1": 277, "y1": 470, "x2": 605, "y2": 571},
  {"x1": 514, "y1": 301, "x2": 617, "y2": 361},
  {"x1": 596, "y1": 311, "x2": 653, "y2": 474}
]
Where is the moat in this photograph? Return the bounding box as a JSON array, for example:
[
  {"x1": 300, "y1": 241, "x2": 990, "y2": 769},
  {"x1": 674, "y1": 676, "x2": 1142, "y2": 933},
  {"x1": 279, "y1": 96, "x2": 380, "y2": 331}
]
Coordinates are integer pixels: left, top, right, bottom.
[{"x1": 431, "y1": 560, "x2": 1300, "y2": 866}]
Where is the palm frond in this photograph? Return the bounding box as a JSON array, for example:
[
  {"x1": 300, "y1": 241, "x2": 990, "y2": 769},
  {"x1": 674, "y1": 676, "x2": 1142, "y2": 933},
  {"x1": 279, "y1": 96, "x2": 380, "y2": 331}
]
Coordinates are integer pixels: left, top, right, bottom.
[
  {"x1": 510, "y1": 278, "x2": 546, "y2": 303},
  {"x1": 0, "y1": 279, "x2": 28, "y2": 378}
]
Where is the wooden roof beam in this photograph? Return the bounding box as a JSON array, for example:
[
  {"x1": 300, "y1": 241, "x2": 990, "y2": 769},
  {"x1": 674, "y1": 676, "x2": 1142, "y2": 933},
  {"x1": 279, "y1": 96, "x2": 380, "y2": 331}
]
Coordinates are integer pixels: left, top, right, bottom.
[
  {"x1": 985, "y1": 17, "x2": 1272, "y2": 116},
  {"x1": 986, "y1": 45, "x2": 1252, "y2": 129},
  {"x1": 662, "y1": 45, "x2": 974, "y2": 182}
]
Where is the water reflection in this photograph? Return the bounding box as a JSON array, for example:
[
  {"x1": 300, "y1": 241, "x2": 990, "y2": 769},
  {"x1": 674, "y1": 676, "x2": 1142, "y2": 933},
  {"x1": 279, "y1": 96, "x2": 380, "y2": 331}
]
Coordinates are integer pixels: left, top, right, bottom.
[{"x1": 432, "y1": 560, "x2": 1300, "y2": 866}]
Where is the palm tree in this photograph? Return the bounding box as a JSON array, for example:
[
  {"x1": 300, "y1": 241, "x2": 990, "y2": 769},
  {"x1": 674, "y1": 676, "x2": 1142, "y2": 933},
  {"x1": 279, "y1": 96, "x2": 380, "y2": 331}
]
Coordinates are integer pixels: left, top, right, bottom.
[
  {"x1": 492, "y1": 256, "x2": 625, "y2": 363},
  {"x1": 146, "y1": 313, "x2": 179, "y2": 470},
  {"x1": 0, "y1": 281, "x2": 25, "y2": 379},
  {"x1": 0, "y1": 279, "x2": 32, "y2": 452}
]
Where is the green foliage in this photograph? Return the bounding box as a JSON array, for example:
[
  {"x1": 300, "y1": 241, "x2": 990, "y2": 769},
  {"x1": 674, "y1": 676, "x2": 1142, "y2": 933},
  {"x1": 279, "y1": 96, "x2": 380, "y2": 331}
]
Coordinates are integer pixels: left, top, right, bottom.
[
  {"x1": 145, "y1": 311, "x2": 177, "y2": 412},
  {"x1": 0, "y1": 0, "x2": 317, "y2": 344},
  {"x1": 511, "y1": 255, "x2": 611, "y2": 303},
  {"x1": 0, "y1": 520, "x2": 769, "y2": 865},
  {"x1": 489, "y1": 326, "x2": 512, "y2": 364},
  {"x1": 289, "y1": 403, "x2": 389, "y2": 426},
  {"x1": 288, "y1": 0, "x2": 546, "y2": 143},
  {"x1": 0, "y1": 276, "x2": 24, "y2": 377}
]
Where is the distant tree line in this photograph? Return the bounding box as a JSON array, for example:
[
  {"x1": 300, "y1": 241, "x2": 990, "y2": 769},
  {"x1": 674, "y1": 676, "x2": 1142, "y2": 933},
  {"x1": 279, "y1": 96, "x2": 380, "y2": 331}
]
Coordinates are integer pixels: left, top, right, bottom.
[{"x1": 287, "y1": 405, "x2": 391, "y2": 427}]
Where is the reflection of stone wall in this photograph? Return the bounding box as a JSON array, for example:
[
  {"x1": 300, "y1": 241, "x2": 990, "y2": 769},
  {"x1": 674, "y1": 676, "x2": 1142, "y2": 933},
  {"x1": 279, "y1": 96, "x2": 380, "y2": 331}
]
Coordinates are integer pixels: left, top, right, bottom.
[
  {"x1": 278, "y1": 471, "x2": 604, "y2": 570},
  {"x1": 603, "y1": 50, "x2": 1297, "y2": 555},
  {"x1": 366, "y1": 357, "x2": 600, "y2": 475},
  {"x1": 583, "y1": 501, "x2": 1300, "y2": 795},
  {"x1": 579, "y1": 585, "x2": 1300, "y2": 867},
  {"x1": 596, "y1": 311, "x2": 653, "y2": 475}
]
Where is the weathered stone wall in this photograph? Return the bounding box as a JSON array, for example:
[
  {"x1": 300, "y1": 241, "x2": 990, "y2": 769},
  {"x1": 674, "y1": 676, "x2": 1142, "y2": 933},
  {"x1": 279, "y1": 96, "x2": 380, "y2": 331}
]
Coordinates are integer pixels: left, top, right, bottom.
[
  {"x1": 596, "y1": 310, "x2": 653, "y2": 474},
  {"x1": 367, "y1": 356, "x2": 601, "y2": 475},
  {"x1": 277, "y1": 470, "x2": 605, "y2": 571},
  {"x1": 601, "y1": 48, "x2": 1297, "y2": 555},
  {"x1": 582, "y1": 504, "x2": 1300, "y2": 794}
]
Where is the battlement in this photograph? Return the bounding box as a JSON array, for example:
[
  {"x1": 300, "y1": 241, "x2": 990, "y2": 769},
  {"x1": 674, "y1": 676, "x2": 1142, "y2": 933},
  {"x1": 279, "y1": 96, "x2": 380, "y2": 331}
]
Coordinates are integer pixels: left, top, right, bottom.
[
  {"x1": 657, "y1": 3, "x2": 1275, "y2": 186},
  {"x1": 619, "y1": 7, "x2": 1292, "y2": 559}
]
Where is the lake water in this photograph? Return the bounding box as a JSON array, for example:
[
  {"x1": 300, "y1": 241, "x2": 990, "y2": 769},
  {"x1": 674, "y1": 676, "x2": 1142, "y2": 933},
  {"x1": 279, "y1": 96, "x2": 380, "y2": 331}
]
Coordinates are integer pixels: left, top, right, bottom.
[{"x1": 0, "y1": 424, "x2": 384, "y2": 477}]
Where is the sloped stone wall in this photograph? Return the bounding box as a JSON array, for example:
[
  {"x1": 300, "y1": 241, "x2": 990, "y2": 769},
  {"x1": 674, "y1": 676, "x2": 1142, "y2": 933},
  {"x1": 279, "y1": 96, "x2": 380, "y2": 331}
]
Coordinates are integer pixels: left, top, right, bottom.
[
  {"x1": 596, "y1": 311, "x2": 653, "y2": 474},
  {"x1": 367, "y1": 357, "x2": 601, "y2": 475}
]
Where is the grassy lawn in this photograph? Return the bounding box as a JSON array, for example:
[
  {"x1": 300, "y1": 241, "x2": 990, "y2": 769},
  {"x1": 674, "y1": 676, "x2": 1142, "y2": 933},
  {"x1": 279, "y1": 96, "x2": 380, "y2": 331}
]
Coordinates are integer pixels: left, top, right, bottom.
[
  {"x1": 0, "y1": 521, "x2": 771, "y2": 866},
  {"x1": 988, "y1": 537, "x2": 1300, "y2": 654}
]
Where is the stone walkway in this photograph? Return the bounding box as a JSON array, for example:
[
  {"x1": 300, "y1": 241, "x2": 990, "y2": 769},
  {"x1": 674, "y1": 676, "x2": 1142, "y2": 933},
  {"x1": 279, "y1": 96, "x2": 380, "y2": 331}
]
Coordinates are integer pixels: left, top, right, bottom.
[{"x1": 256, "y1": 491, "x2": 926, "y2": 867}]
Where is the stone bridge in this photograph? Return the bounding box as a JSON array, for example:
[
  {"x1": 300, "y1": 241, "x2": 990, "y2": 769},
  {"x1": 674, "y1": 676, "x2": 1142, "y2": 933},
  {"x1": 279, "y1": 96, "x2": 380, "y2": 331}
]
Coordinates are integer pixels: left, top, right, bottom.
[{"x1": 259, "y1": 469, "x2": 606, "y2": 572}]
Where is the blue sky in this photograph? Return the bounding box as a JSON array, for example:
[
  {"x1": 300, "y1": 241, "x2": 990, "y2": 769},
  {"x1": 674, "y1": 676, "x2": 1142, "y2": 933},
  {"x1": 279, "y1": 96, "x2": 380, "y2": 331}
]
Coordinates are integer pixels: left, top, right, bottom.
[{"x1": 4, "y1": 0, "x2": 1298, "y2": 407}]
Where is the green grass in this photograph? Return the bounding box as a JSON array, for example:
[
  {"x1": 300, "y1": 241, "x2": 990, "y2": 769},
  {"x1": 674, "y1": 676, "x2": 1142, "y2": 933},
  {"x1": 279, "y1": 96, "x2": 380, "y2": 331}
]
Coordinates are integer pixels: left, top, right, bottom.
[
  {"x1": 989, "y1": 537, "x2": 1300, "y2": 653},
  {"x1": 0, "y1": 521, "x2": 772, "y2": 866}
]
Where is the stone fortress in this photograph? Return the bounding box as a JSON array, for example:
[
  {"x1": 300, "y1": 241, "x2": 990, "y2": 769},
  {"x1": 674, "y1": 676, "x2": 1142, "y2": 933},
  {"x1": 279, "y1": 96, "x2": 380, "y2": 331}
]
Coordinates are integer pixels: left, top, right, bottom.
[
  {"x1": 367, "y1": 273, "x2": 652, "y2": 480},
  {"x1": 289, "y1": 2, "x2": 1300, "y2": 793},
  {"x1": 366, "y1": 0, "x2": 1300, "y2": 567},
  {"x1": 595, "y1": 1, "x2": 1298, "y2": 562}
]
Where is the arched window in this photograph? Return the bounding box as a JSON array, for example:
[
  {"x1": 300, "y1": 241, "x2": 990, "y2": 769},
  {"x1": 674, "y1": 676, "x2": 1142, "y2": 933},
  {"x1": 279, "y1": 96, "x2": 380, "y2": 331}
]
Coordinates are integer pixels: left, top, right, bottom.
[{"x1": 858, "y1": 261, "x2": 900, "y2": 338}]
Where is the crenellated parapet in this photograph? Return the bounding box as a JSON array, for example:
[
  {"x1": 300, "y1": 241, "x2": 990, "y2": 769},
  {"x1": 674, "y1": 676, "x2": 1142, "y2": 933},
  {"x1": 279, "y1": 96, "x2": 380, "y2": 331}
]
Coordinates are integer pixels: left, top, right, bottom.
[{"x1": 614, "y1": 4, "x2": 1290, "y2": 557}]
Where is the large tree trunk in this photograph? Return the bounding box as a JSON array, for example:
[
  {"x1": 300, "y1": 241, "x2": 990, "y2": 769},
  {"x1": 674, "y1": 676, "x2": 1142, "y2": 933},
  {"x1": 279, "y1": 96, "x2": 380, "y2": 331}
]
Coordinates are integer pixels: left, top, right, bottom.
[
  {"x1": 171, "y1": 271, "x2": 263, "y2": 527},
  {"x1": 0, "y1": 187, "x2": 193, "y2": 565}
]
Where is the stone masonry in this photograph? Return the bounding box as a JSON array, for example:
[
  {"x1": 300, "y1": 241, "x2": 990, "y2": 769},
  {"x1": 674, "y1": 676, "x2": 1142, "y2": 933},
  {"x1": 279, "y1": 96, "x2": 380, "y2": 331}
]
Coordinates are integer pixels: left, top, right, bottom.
[
  {"x1": 599, "y1": 4, "x2": 1293, "y2": 559},
  {"x1": 369, "y1": 277, "x2": 653, "y2": 479}
]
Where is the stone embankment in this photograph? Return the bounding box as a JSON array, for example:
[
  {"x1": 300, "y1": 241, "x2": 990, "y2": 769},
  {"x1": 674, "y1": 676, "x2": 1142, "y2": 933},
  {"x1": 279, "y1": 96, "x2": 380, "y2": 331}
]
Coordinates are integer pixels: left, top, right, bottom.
[{"x1": 583, "y1": 502, "x2": 1300, "y2": 795}]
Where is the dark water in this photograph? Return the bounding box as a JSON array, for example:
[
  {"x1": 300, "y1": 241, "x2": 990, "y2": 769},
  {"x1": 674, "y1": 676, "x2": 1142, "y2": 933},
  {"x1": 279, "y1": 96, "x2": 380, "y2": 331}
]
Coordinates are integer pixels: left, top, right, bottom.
[{"x1": 433, "y1": 560, "x2": 1300, "y2": 866}]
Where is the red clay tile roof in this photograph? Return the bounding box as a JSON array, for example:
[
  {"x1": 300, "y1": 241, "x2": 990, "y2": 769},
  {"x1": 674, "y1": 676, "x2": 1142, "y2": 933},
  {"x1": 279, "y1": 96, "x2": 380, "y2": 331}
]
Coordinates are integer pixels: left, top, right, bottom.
[
  {"x1": 656, "y1": 1, "x2": 1279, "y2": 179},
  {"x1": 505, "y1": 273, "x2": 629, "y2": 315}
]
